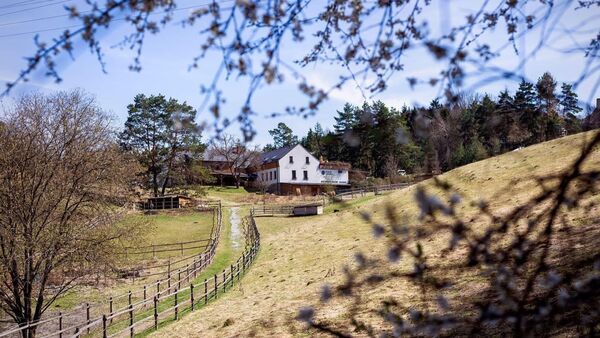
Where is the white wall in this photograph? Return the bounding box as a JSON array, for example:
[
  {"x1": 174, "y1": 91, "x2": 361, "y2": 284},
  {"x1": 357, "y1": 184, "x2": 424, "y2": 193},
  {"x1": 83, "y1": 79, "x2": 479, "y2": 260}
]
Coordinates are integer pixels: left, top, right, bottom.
[
  {"x1": 255, "y1": 144, "x2": 350, "y2": 187},
  {"x1": 277, "y1": 145, "x2": 321, "y2": 184},
  {"x1": 320, "y1": 169, "x2": 349, "y2": 185}
]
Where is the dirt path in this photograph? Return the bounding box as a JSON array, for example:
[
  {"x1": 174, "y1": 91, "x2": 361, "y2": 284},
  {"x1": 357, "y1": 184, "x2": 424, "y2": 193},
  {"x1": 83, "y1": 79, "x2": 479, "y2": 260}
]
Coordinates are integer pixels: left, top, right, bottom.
[
  {"x1": 229, "y1": 206, "x2": 241, "y2": 250},
  {"x1": 148, "y1": 204, "x2": 388, "y2": 338}
]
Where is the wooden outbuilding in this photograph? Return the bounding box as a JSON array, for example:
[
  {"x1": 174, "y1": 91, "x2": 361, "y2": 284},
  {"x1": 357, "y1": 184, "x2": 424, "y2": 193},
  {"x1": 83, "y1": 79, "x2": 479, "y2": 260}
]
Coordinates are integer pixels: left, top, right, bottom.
[{"x1": 138, "y1": 195, "x2": 193, "y2": 210}]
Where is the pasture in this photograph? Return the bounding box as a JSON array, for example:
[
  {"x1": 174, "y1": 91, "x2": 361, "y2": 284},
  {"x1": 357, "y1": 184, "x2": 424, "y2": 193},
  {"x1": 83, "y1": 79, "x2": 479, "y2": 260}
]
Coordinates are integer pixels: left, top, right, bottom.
[
  {"x1": 149, "y1": 130, "x2": 600, "y2": 337},
  {"x1": 50, "y1": 208, "x2": 219, "y2": 312}
]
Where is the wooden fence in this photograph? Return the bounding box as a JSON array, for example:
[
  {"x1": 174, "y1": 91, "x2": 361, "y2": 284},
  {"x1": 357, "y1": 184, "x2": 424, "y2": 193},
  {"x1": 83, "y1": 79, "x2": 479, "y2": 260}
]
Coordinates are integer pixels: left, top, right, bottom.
[
  {"x1": 334, "y1": 183, "x2": 410, "y2": 200},
  {"x1": 0, "y1": 201, "x2": 252, "y2": 338},
  {"x1": 250, "y1": 205, "x2": 295, "y2": 217}
]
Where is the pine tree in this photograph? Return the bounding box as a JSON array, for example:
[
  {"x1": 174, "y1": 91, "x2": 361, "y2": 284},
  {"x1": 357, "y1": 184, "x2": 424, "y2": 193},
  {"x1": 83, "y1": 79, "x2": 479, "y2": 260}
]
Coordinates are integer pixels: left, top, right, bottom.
[
  {"x1": 495, "y1": 90, "x2": 516, "y2": 150},
  {"x1": 120, "y1": 94, "x2": 201, "y2": 197},
  {"x1": 536, "y1": 72, "x2": 562, "y2": 140},
  {"x1": 535, "y1": 72, "x2": 558, "y2": 115},
  {"x1": 515, "y1": 79, "x2": 543, "y2": 143},
  {"x1": 268, "y1": 122, "x2": 298, "y2": 148},
  {"x1": 559, "y1": 83, "x2": 583, "y2": 134},
  {"x1": 559, "y1": 83, "x2": 582, "y2": 116},
  {"x1": 301, "y1": 123, "x2": 326, "y2": 158},
  {"x1": 475, "y1": 94, "x2": 501, "y2": 154}
]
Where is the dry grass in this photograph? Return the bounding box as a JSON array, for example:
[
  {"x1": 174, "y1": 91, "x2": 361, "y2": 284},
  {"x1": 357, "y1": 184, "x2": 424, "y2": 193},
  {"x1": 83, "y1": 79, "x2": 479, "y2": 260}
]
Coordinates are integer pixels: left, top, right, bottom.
[{"x1": 150, "y1": 131, "x2": 600, "y2": 337}]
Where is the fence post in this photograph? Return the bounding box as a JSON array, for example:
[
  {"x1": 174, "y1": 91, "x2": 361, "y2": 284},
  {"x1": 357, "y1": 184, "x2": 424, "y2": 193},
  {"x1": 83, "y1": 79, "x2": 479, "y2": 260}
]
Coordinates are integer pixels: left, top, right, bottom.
[
  {"x1": 144, "y1": 285, "x2": 147, "y2": 303},
  {"x1": 204, "y1": 279, "x2": 208, "y2": 304},
  {"x1": 74, "y1": 327, "x2": 79, "y2": 337},
  {"x1": 153, "y1": 296, "x2": 158, "y2": 330},
  {"x1": 190, "y1": 284, "x2": 195, "y2": 311},
  {"x1": 86, "y1": 303, "x2": 90, "y2": 334},
  {"x1": 58, "y1": 312, "x2": 63, "y2": 338},
  {"x1": 222, "y1": 269, "x2": 226, "y2": 292},
  {"x1": 109, "y1": 297, "x2": 113, "y2": 323},
  {"x1": 241, "y1": 252, "x2": 245, "y2": 273},
  {"x1": 168, "y1": 272, "x2": 171, "y2": 292},
  {"x1": 156, "y1": 279, "x2": 160, "y2": 298},
  {"x1": 178, "y1": 270, "x2": 182, "y2": 289},
  {"x1": 102, "y1": 315, "x2": 107, "y2": 338},
  {"x1": 214, "y1": 274, "x2": 217, "y2": 299},
  {"x1": 230, "y1": 264, "x2": 234, "y2": 287},
  {"x1": 129, "y1": 304, "x2": 134, "y2": 337},
  {"x1": 174, "y1": 288, "x2": 179, "y2": 320},
  {"x1": 128, "y1": 290, "x2": 132, "y2": 307}
]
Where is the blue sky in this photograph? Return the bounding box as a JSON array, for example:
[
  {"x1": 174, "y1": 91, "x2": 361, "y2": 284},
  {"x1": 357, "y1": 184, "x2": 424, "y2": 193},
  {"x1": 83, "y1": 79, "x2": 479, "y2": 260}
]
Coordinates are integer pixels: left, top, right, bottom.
[{"x1": 0, "y1": 0, "x2": 598, "y2": 146}]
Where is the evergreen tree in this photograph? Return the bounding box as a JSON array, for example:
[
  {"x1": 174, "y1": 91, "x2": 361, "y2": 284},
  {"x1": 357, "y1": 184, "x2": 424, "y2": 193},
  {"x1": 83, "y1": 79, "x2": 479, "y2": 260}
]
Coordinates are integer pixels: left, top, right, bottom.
[
  {"x1": 559, "y1": 83, "x2": 583, "y2": 116},
  {"x1": 120, "y1": 94, "x2": 201, "y2": 197},
  {"x1": 514, "y1": 80, "x2": 543, "y2": 143},
  {"x1": 536, "y1": 72, "x2": 558, "y2": 115},
  {"x1": 559, "y1": 83, "x2": 583, "y2": 134},
  {"x1": 301, "y1": 123, "x2": 326, "y2": 158},
  {"x1": 371, "y1": 102, "x2": 402, "y2": 177},
  {"x1": 475, "y1": 94, "x2": 501, "y2": 154},
  {"x1": 267, "y1": 122, "x2": 298, "y2": 149},
  {"x1": 333, "y1": 103, "x2": 358, "y2": 133},
  {"x1": 332, "y1": 103, "x2": 361, "y2": 169},
  {"x1": 536, "y1": 72, "x2": 563, "y2": 140}
]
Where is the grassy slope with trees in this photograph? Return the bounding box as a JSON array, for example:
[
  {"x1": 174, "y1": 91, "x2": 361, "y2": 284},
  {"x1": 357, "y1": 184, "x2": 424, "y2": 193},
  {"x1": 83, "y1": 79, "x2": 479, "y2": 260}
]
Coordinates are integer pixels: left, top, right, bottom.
[{"x1": 149, "y1": 130, "x2": 599, "y2": 337}]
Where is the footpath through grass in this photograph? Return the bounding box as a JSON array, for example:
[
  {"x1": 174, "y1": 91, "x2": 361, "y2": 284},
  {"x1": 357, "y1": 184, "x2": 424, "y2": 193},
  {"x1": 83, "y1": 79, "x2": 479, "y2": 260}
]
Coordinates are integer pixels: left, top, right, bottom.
[{"x1": 98, "y1": 206, "x2": 251, "y2": 337}]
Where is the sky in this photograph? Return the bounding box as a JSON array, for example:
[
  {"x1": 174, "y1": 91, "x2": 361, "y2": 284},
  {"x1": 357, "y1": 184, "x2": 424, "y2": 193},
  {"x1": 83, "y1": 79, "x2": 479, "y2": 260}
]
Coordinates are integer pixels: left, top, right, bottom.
[{"x1": 0, "y1": 0, "x2": 598, "y2": 146}]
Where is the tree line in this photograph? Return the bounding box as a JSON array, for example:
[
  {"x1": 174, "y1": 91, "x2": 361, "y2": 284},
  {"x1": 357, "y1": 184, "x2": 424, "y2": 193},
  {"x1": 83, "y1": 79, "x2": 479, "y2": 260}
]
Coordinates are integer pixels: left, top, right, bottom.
[{"x1": 267, "y1": 72, "x2": 595, "y2": 179}]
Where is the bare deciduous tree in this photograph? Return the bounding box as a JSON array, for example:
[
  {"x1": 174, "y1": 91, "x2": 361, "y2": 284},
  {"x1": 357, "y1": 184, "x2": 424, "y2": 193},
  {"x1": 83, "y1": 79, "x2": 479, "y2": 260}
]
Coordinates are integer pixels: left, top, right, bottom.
[
  {"x1": 206, "y1": 134, "x2": 260, "y2": 188},
  {"x1": 0, "y1": 90, "x2": 142, "y2": 337}
]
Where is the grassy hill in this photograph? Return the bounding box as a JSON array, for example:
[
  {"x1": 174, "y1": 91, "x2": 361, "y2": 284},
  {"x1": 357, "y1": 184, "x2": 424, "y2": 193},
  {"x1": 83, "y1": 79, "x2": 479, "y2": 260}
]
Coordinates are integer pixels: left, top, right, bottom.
[{"x1": 150, "y1": 131, "x2": 600, "y2": 337}]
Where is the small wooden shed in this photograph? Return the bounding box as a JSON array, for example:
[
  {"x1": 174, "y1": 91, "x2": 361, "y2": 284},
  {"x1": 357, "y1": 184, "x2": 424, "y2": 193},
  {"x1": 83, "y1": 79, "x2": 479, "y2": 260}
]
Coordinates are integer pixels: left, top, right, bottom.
[
  {"x1": 292, "y1": 203, "x2": 324, "y2": 216},
  {"x1": 138, "y1": 195, "x2": 193, "y2": 210}
]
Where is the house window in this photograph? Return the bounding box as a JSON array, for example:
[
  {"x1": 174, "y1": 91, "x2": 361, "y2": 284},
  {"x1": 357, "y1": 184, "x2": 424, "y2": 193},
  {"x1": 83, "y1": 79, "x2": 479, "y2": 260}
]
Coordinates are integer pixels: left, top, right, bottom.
[
  {"x1": 305, "y1": 156, "x2": 310, "y2": 164},
  {"x1": 274, "y1": 171, "x2": 277, "y2": 179},
  {"x1": 261, "y1": 173, "x2": 264, "y2": 181},
  {"x1": 269, "y1": 171, "x2": 273, "y2": 180},
  {"x1": 289, "y1": 156, "x2": 294, "y2": 164},
  {"x1": 321, "y1": 170, "x2": 325, "y2": 175},
  {"x1": 338, "y1": 170, "x2": 343, "y2": 173},
  {"x1": 303, "y1": 170, "x2": 308, "y2": 180},
  {"x1": 292, "y1": 170, "x2": 297, "y2": 180}
]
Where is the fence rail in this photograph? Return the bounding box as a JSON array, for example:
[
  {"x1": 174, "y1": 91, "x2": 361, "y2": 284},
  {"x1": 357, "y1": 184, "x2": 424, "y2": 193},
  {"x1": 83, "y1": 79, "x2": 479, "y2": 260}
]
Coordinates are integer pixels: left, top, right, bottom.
[
  {"x1": 334, "y1": 183, "x2": 410, "y2": 200},
  {"x1": 0, "y1": 201, "x2": 233, "y2": 338},
  {"x1": 250, "y1": 205, "x2": 295, "y2": 216}
]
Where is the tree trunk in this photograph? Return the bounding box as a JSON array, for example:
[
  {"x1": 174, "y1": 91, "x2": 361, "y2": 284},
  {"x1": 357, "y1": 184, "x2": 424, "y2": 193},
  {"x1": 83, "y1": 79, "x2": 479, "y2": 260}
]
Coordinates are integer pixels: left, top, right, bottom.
[
  {"x1": 21, "y1": 326, "x2": 36, "y2": 338},
  {"x1": 160, "y1": 176, "x2": 169, "y2": 196},
  {"x1": 152, "y1": 169, "x2": 159, "y2": 197}
]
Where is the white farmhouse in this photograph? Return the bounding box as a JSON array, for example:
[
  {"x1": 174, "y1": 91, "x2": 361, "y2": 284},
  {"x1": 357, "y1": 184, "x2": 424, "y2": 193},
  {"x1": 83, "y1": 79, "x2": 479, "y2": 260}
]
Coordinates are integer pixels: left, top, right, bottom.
[{"x1": 253, "y1": 144, "x2": 350, "y2": 195}]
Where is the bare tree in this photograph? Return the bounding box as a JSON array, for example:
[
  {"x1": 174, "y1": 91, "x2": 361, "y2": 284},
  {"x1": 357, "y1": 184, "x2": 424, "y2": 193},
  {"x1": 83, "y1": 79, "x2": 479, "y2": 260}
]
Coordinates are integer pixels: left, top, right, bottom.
[
  {"x1": 0, "y1": 91, "x2": 142, "y2": 337},
  {"x1": 206, "y1": 134, "x2": 260, "y2": 188}
]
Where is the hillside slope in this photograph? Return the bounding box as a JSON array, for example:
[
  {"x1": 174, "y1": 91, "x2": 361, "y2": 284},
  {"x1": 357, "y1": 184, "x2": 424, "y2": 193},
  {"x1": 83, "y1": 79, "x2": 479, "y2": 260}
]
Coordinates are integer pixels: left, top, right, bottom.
[{"x1": 151, "y1": 131, "x2": 600, "y2": 337}]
